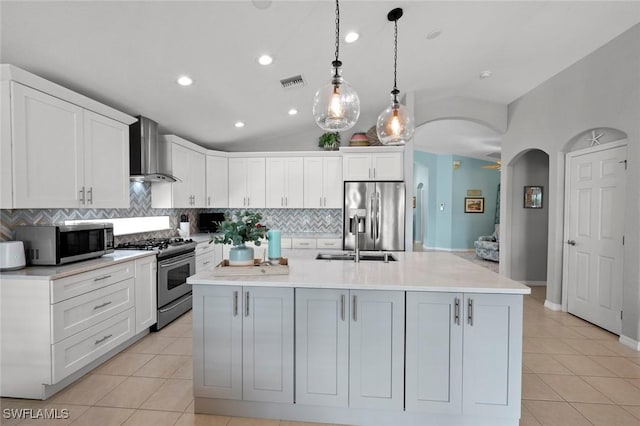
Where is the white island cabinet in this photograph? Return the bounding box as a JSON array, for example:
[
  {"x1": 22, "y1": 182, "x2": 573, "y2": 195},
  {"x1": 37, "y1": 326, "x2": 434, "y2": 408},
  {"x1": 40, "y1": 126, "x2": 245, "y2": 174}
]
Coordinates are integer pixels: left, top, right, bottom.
[
  {"x1": 188, "y1": 251, "x2": 530, "y2": 426},
  {"x1": 193, "y1": 286, "x2": 293, "y2": 403}
]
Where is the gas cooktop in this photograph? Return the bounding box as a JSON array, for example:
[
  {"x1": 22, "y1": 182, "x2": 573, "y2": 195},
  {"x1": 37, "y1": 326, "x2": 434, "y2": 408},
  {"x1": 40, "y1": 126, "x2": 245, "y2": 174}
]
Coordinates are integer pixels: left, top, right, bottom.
[{"x1": 116, "y1": 237, "x2": 197, "y2": 258}]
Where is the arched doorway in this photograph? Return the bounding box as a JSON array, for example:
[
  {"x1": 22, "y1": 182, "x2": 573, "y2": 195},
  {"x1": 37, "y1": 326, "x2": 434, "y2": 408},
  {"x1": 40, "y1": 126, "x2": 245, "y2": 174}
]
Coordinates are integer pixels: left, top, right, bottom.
[
  {"x1": 413, "y1": 119, "x2": 502, "y2": 250},
  {"x1": 507, "y1": 149, "x2": 550, "y2": 285}
]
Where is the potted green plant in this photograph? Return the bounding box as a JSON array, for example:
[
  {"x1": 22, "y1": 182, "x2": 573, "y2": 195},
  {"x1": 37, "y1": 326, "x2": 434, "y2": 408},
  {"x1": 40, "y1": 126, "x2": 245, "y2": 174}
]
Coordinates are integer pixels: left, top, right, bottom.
[
  {"x1": 212, "y1": 211, "x2": 268, "y2": 265},
  {"x1": 318, "y1": 132, "x2": 340, "y2": 151}
]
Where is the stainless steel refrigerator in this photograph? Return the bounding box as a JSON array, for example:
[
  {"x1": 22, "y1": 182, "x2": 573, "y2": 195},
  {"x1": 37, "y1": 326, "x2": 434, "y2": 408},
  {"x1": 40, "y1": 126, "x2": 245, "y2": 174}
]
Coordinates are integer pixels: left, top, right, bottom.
[{"x1": 343, "y1": 181, "x2": 405, "y2": 251}]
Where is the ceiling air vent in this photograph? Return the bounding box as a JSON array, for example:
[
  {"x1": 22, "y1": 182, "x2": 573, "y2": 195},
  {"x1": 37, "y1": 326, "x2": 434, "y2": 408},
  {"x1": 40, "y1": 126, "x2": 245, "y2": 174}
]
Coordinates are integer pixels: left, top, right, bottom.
[{"x1": 280, "y1": 75, "x2": 305, "y2": 89}]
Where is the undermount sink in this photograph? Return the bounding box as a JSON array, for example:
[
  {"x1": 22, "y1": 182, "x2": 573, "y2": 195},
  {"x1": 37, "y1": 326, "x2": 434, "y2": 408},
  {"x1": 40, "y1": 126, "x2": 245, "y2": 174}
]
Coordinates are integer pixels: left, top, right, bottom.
[{"x1": 315, "y1": 252, "x2": 397, "y2": 262}]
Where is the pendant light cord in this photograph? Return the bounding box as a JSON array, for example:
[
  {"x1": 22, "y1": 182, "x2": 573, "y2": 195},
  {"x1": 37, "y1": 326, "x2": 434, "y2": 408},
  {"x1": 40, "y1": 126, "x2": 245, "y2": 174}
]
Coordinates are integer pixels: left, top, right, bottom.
[
  {"x1": 334, "y1": 0, "x2": 341, "y2": 65},
  {"x1": 392, "y1": 17, "x2": 399, "y2": 101}
]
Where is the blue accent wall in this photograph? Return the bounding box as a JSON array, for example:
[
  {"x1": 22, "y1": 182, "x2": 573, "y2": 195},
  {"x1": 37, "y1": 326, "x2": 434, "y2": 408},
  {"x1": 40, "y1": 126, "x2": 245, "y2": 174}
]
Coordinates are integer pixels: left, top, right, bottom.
[{"x1": 415, "y1": 150, "x2": 500, "y2": 250}]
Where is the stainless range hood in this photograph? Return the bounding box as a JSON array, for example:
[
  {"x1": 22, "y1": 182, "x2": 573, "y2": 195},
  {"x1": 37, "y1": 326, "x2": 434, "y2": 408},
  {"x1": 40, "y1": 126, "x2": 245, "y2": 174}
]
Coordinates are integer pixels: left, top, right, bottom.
[{"x1": 129, "y1": 116, "x2": 180, "y2": 183}]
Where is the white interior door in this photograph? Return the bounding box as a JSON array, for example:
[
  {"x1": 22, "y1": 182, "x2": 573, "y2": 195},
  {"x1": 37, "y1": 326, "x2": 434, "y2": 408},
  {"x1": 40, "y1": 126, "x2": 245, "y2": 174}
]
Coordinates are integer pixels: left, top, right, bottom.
[{"x1": 565, "y1": 142, "x2": 626, "y2": 334}]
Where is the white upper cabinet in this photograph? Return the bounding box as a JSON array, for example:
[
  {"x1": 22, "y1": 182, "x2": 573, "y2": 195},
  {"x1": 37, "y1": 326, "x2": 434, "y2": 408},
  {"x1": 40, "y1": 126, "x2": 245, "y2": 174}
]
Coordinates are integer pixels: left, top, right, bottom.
[
  {"x1": 303, "y1": 156, "x2": 342, "y2": 208},
  {"x1": 152, "y1": 135, "x2": 206, "y2": 208},
  {"x1": 266, "y1": 157, "x2": 303, "y2": 208},
  {"x1": 206, "y1": 154, "x2": 228, "y2": 208},
  {"x1": 83, "y1": 110, "x2": 129, "y2": 208},
  {"x1": 9, "y1": 82, "x2": 129, "y2": 209},
  {"x1": 2, "y1": 66, "x2": 135, "y2": 209},
  {"x1": 342, "y1": 150, "x2": 404, "y2": 181},
  {"x1": 228, "y1": 157, "x2": 266, "y2": 208}
]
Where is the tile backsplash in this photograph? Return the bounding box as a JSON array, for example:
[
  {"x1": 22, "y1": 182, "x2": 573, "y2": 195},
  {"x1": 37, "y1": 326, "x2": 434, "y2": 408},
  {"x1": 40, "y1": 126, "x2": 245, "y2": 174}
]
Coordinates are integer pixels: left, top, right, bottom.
[{"x1": 0, "y1": 182, "x2": 342, "y2": 242}]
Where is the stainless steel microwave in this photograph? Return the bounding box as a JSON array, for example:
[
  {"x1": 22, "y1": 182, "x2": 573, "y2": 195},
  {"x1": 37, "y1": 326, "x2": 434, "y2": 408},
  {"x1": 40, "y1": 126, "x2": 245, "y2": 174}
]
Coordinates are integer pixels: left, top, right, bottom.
[{"x1": 15, "y1": 224, "x2": 114, "y2": 266}]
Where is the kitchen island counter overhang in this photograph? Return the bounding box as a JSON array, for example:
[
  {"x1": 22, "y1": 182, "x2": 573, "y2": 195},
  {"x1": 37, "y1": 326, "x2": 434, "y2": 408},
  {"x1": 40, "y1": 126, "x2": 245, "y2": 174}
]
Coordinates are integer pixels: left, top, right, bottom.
[{"x1": 188, "y1": 251, "x2": 530, "y2": 426}]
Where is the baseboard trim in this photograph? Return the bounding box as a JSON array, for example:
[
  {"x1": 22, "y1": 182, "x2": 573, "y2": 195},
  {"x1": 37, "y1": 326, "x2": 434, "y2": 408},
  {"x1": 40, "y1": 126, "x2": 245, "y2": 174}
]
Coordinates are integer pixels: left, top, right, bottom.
[
  {"x1": 423, "y1": 246, "x2": 474, "y2": 252},
  {"x1": 522, "y1": 281, "x2": 547, "y2": 286},
  {"x1": 544, "y1": 300, "x2": 562, "y2": 311},
  {"x1": 619, "y1": 335, "x2": 640, "y2": 352}
]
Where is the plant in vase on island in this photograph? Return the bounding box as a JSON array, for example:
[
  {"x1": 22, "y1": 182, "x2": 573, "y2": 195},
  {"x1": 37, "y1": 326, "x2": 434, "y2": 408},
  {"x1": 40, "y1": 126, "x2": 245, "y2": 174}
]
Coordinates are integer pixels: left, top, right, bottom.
[{"x1": 211, "y1": 211, "x2": 268, "y2": 265}]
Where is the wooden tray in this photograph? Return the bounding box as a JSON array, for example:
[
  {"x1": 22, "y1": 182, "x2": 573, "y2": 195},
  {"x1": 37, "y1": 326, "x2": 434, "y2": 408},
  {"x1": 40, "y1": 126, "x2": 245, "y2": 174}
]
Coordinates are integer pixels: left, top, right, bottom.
[{"x1": 211, "y1": 258, "x2": 289, "y2": 277}]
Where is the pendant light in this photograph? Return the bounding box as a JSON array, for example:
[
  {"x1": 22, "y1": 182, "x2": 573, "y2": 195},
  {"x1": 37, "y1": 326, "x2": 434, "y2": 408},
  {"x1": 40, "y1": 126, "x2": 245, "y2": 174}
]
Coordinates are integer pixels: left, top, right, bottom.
[
  {"x1": 313, "y1": 0, "x2": 360, "y2": 131},
  {"x1": 376, "y1": 8, "x2": 414, "y2": 145}
]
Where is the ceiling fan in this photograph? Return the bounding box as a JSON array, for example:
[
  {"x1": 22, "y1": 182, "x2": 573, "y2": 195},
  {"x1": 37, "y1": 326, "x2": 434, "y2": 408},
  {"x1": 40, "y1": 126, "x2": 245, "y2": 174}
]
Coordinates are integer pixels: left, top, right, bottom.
[{"x1": 482, "y1": 160, "x2": 501, "y2": 170}]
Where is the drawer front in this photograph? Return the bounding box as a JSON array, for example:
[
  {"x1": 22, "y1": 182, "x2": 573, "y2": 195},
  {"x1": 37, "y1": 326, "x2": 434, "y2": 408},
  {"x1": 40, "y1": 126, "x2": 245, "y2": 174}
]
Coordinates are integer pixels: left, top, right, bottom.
[
  {"x1": 52, "y1": 278, "x2": 134, "y2": 343},
  {"x1": 52, "y1": 308, "x2": 135, "y2": 383},
  {"x1": 196, "y1": 242, "x2": 215, "y2": 256},
  {"x1": 52, "y1": 261, "x2": 134, "y2": 303},
  {"x1": 292, "y1": 238, "x2": 317, "y2": 249},
  {"x1": 317, "y1": 238, "x2": 342, "y2": 250}
]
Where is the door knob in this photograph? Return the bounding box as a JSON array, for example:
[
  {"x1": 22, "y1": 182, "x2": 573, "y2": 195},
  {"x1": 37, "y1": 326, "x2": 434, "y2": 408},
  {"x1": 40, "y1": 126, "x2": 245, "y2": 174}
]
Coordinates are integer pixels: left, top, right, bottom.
[{"x1": 567, "y1": 240, "x2": 576, "y2": 246}]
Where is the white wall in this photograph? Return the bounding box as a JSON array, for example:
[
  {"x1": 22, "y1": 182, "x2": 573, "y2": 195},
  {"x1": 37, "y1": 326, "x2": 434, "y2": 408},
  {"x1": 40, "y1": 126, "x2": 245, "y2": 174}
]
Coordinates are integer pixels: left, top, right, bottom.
[{"x1": 500, "y1": 24, "x2": 640, "y2": 342}]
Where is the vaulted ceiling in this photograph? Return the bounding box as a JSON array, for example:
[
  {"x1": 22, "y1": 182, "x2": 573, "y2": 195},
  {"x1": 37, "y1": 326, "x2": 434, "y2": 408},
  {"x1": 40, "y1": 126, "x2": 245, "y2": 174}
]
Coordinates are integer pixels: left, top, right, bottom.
[{"x1": 2, "y1": 1, "x2": 639, "y2": 157}]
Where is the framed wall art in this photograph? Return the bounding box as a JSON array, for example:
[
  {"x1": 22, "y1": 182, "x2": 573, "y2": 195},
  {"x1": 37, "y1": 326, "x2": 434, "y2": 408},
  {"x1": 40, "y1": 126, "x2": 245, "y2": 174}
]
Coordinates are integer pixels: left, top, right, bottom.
[
  {"x1": 464, "y1": 197, "x2": 484, "y2": 213},
  {"x1": 524, "y1": 186, "x2": 543, "y2": 208}
]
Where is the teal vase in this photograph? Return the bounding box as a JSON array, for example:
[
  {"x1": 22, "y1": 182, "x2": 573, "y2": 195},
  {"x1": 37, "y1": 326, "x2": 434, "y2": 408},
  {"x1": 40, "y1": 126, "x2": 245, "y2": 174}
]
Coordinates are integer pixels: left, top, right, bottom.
[{"x1": 228, "y1": 243, "x2": 254, "y2": 266}]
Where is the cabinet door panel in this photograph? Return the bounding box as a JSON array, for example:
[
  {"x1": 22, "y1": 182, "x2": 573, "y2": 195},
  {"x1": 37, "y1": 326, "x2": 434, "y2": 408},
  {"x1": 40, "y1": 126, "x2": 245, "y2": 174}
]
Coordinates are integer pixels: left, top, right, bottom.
[
  {"x1": 372, "y1": 153, "x2": 403, "y2": 181},
  {"x1": 228, "y1": 158, "x2": 247, "y2": 208},
  {"x1": 342, "y1": 154, "x2": 371, "y2": 181},
  {"x1": 171, "y1": 144, "x2": 192, "y2": 207},
  {"x1": 349, "y1": 290, "x2": 404, "y2": 410},
  {"x1": 84, "y1": 110, "x2": 129, "y2": 208},
  {"x1": 190, "y1": 149, "x2": 206, "y2": 207},
  {"x1": 206, "y1": 155, "x2": 228, "y2": 208},
  {"x1": 246, "y1": 158, "x2": 266, "y2": 207},
  {"x1": 406, "y1": 292, "x2": 462, "y2": 414},
  {"x1": 134, "y1": 256, "x2": 157, "y2": 333},
  {"x1": 462, "y1": 293, "x2": 523, "y2": 418},
  {"x1": 295, "y1": 289, "x2": 349, "y2": 407},
  {"x1": 193, "y1": 285, "x2": 243, "y2": 400},
  {"x1": 323, "y1": 157, "x2": 343, "y2": 207},
  {"x1": 243, "y1": 286, "x2": 293, "y2": 403},
  {"x1": 12, "y1": 82, "x2": 84, "y2": 208},
  {"x1": 266, "y1": 158, "x2": 286, "y2": 208},
  {"x1": 303, "y1": 157, "x2": 323, "y2": 208},
  {"x1": 285, "y1": 157, "x2": 304, "y2": 208}
]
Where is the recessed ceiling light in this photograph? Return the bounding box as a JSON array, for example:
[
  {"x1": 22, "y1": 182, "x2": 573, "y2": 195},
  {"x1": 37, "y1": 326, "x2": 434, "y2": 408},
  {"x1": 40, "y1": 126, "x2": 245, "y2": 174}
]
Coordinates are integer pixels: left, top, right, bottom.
[
  {"x1": 288, "y1": 109, "x2": 298, "y2": 116},
  {"x1": 258, "y1": 54, "x2": 273, "y2": 66},
  {"x1": 177, "y1": 75, "x2": 193, "y2": 86},
  {"x1": 235, "y1": 121, "x2": 245, "y2": 128},
  {"x1": 426, "y1": 30, "x2": 442, "y2": 40},
  {"x1": 479, "y1": 70, "x2": 493, "y2": 79},
  {"x1": 345, "y1": 32, "x2": 359, "y2": 43}
]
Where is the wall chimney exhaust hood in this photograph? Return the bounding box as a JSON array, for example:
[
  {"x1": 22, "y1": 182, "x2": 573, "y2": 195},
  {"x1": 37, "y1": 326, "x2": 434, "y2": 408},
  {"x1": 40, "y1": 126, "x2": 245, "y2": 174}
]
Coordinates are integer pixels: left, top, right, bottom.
[{"x1": 129, "y1": 116, "x2": 180, "y2": 183}]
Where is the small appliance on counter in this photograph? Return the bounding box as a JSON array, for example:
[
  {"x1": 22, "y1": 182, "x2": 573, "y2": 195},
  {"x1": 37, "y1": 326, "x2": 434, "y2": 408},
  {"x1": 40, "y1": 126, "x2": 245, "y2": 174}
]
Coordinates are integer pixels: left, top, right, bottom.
[
  {"x1": 179, "y1": 214, "x2": 190, "y2": 238},
  {"x1": 198, "y1": 212, "x2": 225, "y2": 233},
  {"x1": 0, "y1": 241, "x2": 26, "y2": 271},
  {"x1": 15, "y1": 223, "x2": 114, "y2": 266}
]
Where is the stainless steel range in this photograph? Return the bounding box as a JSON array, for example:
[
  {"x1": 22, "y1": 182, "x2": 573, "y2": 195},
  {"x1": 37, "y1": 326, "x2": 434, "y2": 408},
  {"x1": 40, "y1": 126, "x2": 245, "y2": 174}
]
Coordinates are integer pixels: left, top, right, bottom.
[{"x1": 117, "y1": 238, "x2": 197, "y2": 330}]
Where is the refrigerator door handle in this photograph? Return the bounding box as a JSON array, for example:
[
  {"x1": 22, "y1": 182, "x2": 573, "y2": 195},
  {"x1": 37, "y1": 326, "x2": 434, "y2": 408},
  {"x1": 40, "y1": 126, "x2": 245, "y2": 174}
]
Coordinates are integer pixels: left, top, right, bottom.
[
  {"x1": 370, "y1": 196, "x2": 375, "y2": 239},
  {"x1": 375, "y1": 192, "x2": 381, "y2": 240}
]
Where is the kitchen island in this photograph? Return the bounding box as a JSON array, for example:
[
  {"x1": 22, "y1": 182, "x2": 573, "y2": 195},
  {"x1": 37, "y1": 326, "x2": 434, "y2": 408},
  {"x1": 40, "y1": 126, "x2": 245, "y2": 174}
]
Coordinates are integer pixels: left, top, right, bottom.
[{"x1": 187, "y1": 251, "x2": 530, "y2": 426}]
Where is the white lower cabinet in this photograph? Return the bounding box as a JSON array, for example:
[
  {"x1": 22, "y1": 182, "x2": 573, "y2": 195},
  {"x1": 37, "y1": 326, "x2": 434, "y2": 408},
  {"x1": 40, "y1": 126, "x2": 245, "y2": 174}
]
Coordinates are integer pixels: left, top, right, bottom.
[
  {"x1": 295, "y1": 289, "x2": 405, "y2": 410},
  {"x1": 194, "y1": 285, "x2": 294, "y2": 403},
  {"x1": 134, "y1": 256, "x2": 157, "y2": 333},
  {"x1": 405, "y1": 292, "x2": 523, "y2": 419},
  {"x1": 0, "y1": 256, "x2": 156, "y2": 399}
]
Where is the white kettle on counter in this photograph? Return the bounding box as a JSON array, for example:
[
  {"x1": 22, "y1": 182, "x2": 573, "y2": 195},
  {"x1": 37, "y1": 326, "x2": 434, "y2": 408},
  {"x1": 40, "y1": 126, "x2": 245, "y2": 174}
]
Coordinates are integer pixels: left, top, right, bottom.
[{"x1": 0, "y1": 241, "x2": 26, "y2": 271}]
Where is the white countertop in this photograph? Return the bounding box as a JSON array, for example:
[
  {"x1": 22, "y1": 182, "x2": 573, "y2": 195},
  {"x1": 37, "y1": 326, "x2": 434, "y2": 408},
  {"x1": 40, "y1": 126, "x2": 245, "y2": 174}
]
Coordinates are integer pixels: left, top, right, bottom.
[
  {"x1": 0, "y1": 250, "x2": 156, "y2": 280},
  {"x1": 187, "y1": 250, "x2": 531, "y2": 294}
]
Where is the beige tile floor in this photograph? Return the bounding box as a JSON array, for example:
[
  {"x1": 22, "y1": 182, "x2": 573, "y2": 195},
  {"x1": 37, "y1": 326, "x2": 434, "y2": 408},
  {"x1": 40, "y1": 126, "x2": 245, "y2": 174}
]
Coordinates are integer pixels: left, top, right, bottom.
[{"x1": 3, "y1": 286, "x2": 640, "y2": 425}]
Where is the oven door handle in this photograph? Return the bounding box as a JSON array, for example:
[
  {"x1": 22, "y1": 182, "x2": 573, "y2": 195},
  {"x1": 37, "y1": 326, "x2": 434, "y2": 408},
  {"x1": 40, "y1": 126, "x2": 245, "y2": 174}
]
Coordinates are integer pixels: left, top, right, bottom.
[
  {"x1": 158, "y1": 253, "x2": 195, "y2": 268},
  {"x1": 159, "y1": 294, "x2": 193, "y2": 313}
]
